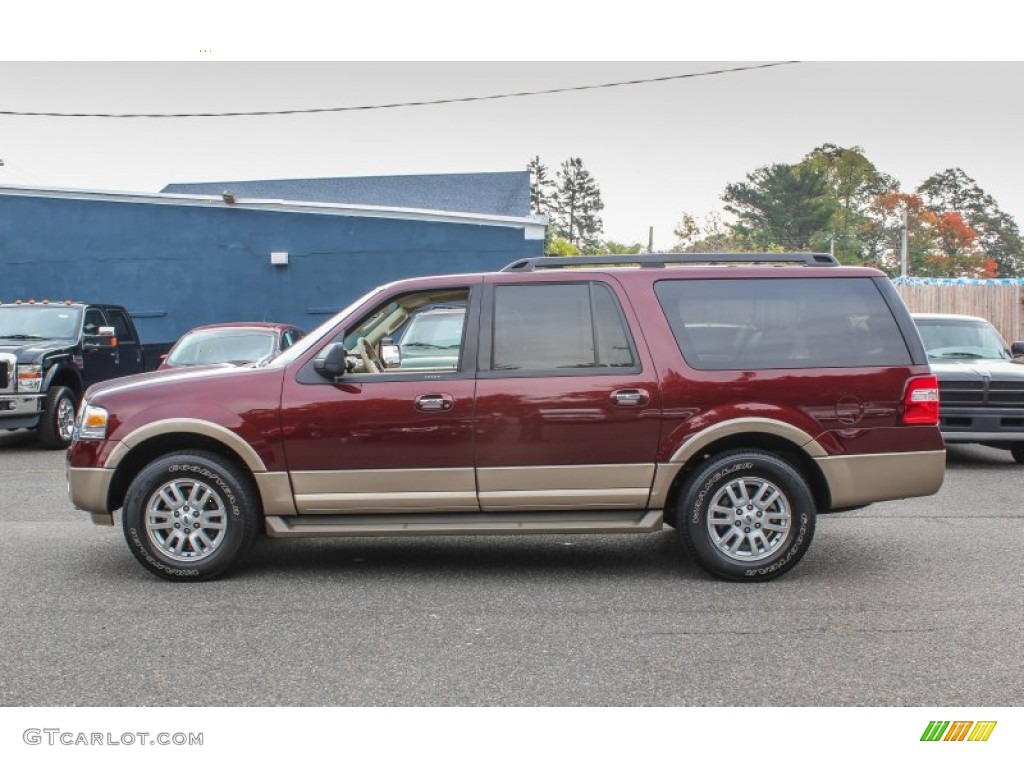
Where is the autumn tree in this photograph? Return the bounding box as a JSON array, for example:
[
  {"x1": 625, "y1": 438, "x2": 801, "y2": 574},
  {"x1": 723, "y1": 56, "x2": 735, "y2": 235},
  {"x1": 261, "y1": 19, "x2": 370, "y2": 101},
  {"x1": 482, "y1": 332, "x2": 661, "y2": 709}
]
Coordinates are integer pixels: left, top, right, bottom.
[
  {"x1": 919, "y1": 211, "x2": 995, "y2": 277},
  {"x1": 870, "y1": 193, "x2": 995, "y2": 278},
  {"x1": 916, "y1": 168, "x2": 1023, "y2": 276},
  {"x1": 870, "y1": 193, "x2": 935, "y2": 275}
]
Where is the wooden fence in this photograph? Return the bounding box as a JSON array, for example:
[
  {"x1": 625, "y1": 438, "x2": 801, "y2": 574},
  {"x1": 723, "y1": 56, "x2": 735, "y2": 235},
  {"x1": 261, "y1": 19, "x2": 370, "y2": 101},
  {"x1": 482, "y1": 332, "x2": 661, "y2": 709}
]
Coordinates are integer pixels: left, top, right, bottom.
[{"x1": 893, "y1": 281, "x2": 1023, "y2": 343}]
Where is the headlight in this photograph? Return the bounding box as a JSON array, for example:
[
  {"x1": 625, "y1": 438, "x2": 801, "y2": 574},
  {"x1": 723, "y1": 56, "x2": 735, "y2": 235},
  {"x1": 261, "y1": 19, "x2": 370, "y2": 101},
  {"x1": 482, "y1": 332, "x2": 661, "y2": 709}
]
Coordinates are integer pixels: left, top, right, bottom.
[
  {"x1": 77, "y1": 403, "x2": 109, "y2": 441},
  {"x1": 17, "y1": 364, "x2": 42, "y2": 392}
]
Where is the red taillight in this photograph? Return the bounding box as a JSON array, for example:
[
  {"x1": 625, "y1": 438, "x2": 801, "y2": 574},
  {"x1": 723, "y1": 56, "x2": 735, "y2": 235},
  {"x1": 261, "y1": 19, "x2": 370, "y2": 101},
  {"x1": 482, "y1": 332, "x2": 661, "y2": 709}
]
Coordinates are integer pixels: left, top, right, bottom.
[{"x1": 903, "y1": 375, "x2": 940, "y2": 425}]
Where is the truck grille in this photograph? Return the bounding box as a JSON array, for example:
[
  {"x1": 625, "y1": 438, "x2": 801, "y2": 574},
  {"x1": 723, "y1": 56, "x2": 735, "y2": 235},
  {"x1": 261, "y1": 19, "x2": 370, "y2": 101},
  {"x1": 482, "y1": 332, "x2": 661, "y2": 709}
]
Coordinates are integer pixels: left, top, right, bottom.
[
  {"x1": 988, "y1": 381, "x2": 1024, "y2": 408},
  {"x1": 0, "y1": 353, "x2": 14, "y2": 393},
  {"x1": 938, "y1": 379, "x2": 984, "y2": 406},
  {"x1": 938, "y1": 378, "x2": 1024, "y2": 408}
]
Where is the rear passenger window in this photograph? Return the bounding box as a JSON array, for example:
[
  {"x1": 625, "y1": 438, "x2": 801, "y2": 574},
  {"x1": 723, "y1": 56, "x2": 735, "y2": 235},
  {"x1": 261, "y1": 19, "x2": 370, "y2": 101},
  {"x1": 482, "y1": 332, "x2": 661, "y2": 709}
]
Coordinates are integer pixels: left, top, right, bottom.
[
  {"x1": 654, "y1": 278, "x2": 912, "y2": 370},
  {"x1": 492, "y1": 282, "x2": 637, "y2": 372}
]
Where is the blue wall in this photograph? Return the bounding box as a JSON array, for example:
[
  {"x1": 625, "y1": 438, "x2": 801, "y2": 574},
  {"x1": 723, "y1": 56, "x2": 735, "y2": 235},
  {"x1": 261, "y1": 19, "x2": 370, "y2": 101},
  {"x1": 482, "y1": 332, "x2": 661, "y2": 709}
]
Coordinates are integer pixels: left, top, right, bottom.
[{"x1": 0, "y1": 195, "x2": 542, "y2": 342}]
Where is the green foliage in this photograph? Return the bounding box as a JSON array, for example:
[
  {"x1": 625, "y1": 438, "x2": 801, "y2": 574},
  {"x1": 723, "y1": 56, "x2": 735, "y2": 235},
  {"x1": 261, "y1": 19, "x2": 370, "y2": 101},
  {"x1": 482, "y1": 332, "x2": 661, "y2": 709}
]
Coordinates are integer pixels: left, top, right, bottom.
[
  {"x1": 599, "y1": 240, "x2": 643, "y2": 255},
  {"x1": 670, "y1": 211, "x2": 744, "y2": 253},
  {"x1": 553, "y1": 157, "x2": 604, "y2": 251},
  {"x1": 916, "y1": 168, "x2": 1024, "y2": 276},
  {"x1": 686, "y1": 144, "x2": 1022, "y2": 278},
  {"x1": 527, "y1": 156, "x2": 556, "y2": 216},
  {"x1": 723, "y1": 163, "x2": 836, "y2": 250},
  {"x1": 529, "y1": 155, "x2": 606, "y2": 253},
  {"x1": 801, "y1": 144, "x2": 897, "y2": 263},
  {"x1": 546, "y1": 236, "x2": 580, "y2": 256}
]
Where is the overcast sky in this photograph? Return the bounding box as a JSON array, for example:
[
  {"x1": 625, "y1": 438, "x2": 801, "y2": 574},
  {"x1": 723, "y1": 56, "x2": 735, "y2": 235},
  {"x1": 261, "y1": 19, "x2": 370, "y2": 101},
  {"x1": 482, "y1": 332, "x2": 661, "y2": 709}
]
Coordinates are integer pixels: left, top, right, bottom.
[{"x1": 1, "y1": 61, "x2": 1022, "y2": 248}]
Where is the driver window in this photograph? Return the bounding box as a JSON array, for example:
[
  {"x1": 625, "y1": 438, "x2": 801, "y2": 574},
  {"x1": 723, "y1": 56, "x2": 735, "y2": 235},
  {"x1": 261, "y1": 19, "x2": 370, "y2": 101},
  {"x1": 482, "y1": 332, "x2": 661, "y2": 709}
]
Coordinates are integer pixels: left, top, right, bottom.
[
  {"x1": 343, "y1": 288, "x2": 470, "y2": 375},
  {"x1": 83, "y1": 308, "x2": 107, "y2": 335}
]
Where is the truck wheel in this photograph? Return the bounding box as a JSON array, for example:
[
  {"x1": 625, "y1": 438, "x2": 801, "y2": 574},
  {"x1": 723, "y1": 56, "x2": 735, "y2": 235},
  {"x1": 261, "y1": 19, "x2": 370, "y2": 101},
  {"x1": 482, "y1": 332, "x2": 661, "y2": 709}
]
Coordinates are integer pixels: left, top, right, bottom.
[
  {"x1": 39, "y1": 386, "x2": 77, "y2": 449},
  {"x1": 676, "y1": 450, "x2": 816, "y2": 582},
  {"x1": 121, "y1": 451, "x2": 261, "y2": 581},
  {"x1": 1011, "y1": 445, "x2": 1024, "y2": 464}
]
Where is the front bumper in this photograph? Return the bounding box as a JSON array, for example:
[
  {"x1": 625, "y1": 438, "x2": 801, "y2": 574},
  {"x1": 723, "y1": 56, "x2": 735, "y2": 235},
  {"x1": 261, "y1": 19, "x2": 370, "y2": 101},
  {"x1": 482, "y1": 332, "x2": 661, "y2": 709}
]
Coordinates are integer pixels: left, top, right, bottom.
[
  {"x1": 0, "y1": 393, "x2": 45, "y2": 430},
  {"x1": 67, "y1": 466, "x2": 115, "y2": 525},
  {"x1": 938, "y1": 406, "x2": 1024, "y2": 444}
]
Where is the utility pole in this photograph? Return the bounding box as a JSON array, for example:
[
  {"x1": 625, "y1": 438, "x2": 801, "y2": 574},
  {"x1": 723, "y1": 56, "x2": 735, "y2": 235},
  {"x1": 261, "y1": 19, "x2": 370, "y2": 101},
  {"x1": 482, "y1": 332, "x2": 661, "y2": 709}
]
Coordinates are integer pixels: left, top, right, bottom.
[
  {"x1": 648, "y1": 226, "x2": 654, "y2": 253},
  {"x1": 900, "y1": 206, "x2": 909, "y2": 278},
  {"x1": 829, "y1": 234, "x2": 835, "y2": 260}
]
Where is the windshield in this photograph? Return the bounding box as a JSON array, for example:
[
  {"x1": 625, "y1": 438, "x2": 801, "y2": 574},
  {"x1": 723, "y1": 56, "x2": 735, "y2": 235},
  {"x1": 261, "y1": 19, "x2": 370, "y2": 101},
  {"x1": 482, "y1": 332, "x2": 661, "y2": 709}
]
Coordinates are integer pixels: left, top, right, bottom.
[
  {"x1": 401, "y1": 311, "x2": 465, "y2": 349},
  {"x1": 268, "y1": 286, "x2": 385, "y2": 368},
  {"x1": 168, "y1": 329, "x2": 276, "y2": 366},
  {"x1": 915, "y1": 318, "x2": 1010, "y2": 361},
  {"x1": 0, "y1": 306, "x2": 82, "y2": 341}
]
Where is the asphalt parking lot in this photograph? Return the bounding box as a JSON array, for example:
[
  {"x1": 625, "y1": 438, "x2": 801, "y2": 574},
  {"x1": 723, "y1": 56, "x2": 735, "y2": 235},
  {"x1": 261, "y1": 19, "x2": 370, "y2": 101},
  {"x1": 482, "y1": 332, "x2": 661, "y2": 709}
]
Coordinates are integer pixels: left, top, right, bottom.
[{"x1": 0, "y1": 429, "x2": 1021, "y2": 707}]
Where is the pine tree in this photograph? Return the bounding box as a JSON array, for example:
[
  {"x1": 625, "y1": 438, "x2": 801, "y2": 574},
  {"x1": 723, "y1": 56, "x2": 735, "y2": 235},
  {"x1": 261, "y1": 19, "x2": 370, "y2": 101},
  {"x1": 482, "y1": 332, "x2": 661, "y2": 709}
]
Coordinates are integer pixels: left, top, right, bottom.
[
  {"x1": 527, "y1": 156, "x2": 556, "y2": 215},
  {"x1": 553, "y1": 157, "x2": 604, "y2": 251}
]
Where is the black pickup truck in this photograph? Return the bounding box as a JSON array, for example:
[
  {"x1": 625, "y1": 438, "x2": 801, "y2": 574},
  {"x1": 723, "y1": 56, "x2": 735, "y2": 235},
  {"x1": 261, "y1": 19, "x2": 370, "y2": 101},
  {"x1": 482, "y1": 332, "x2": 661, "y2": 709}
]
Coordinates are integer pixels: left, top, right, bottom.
[{"x1": 0, "y1": 301, "x2": 171, "y2": 448}]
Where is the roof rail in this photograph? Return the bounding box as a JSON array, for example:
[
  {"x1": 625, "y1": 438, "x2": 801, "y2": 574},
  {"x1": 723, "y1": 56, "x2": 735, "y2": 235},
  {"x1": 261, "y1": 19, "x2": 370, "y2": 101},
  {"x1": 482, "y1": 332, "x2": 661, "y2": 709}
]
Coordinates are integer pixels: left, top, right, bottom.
[{"x1": 500, "y1": 252, "x2": 839, "y2": 272}]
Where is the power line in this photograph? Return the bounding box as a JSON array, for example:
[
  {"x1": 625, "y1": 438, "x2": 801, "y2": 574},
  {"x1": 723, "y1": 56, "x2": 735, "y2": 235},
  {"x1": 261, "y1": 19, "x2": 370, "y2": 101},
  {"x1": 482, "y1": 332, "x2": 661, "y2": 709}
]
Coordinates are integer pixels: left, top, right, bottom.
[{"x1": 0, "y1": 61, "x2": 799, "y2": 119}]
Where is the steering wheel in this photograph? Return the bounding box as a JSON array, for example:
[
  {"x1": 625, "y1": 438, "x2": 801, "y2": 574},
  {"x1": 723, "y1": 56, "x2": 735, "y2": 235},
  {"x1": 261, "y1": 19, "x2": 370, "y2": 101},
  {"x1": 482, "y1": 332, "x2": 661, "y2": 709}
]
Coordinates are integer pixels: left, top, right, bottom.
[{"x1": 357, "y1": 337, "x2": 383, "y2": 374}]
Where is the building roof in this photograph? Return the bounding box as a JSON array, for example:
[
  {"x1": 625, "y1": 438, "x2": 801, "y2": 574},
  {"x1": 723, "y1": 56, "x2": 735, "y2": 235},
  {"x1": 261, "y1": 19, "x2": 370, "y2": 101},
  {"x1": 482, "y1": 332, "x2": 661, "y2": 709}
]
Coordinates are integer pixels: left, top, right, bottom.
[{"x1": 161, "y1": 171, "x2": 531, "y2": 218}]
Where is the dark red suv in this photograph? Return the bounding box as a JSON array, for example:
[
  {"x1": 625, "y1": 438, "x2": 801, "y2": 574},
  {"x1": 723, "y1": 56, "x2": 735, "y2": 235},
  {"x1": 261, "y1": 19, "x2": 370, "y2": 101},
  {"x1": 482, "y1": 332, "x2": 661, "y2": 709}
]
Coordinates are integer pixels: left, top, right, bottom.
[{"x1": 67, "y1": 254, "x2": 945, "y2": 582}]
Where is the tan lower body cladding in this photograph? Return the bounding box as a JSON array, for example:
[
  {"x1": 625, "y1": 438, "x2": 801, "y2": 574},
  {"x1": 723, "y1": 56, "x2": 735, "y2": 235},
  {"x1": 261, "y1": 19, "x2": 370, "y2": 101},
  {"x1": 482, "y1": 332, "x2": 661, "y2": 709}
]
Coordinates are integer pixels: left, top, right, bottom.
[
  {"x1": 288, "y1": 464, "x2": 656, "y2": 514},
  {"x1": 814, "y1": 450, "x2": 945, "y2": 508}
]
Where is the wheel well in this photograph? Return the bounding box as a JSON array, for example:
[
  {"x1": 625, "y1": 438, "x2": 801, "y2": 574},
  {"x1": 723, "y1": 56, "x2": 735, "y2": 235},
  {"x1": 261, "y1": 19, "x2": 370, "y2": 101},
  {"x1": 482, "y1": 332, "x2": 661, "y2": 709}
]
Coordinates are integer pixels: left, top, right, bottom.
[
  {"x1": 49, "y1": 368, "x2": 83, "y2": 401},
  {"x1": 662, "y1": 433, "x2": 831, "y2": 525},
  {"x1": 107, "y1": 433, "x2": 255, "y2": 513}
]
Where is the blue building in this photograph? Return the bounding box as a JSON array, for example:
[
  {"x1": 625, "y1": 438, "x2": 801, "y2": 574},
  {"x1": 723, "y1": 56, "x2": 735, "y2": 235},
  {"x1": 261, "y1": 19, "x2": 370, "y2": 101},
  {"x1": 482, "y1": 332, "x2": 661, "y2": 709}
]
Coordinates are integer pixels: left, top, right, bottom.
[{"x1": 0, "y1": 171, "x2": 545, "y2": 342}]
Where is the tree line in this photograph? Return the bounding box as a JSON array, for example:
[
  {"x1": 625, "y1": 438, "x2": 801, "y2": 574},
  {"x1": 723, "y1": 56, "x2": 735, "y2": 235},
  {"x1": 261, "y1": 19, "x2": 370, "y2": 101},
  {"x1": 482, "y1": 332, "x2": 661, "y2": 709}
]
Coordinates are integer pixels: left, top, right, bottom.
[
  {"x1": 529, "y1": 146, "x2": 1024, "y2": 277},
  {"x1": 528, "y1": 156, "x2": 642, "y2": 256}
]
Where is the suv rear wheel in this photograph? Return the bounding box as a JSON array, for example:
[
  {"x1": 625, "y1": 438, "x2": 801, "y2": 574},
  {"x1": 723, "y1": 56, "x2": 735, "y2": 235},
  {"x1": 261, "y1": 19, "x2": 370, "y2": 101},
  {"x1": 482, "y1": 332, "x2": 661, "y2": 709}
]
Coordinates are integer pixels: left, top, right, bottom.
[
  {"x1": 122, "y1": 451, "x2": 260, "y2": 581},
  {"x1": 676, "y1": 450, "x2": 816, "y2": 582}
]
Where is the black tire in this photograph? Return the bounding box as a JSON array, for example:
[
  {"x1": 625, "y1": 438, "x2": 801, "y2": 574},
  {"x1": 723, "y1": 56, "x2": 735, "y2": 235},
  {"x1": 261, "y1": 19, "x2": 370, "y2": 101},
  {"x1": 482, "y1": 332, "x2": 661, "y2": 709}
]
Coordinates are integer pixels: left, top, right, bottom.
[
  {"x1": 676, "y1": 450, "x2": 816, "y2": 582},
  {"x1": 1011, "y1": 445, "x2": 1024, "y2": 465},
  {"x1": 121, "y1": 451, "x2": 261, "y2": 581},
  {"x1": 39, "y1": 386, "x2": 77, "y2": 449}
]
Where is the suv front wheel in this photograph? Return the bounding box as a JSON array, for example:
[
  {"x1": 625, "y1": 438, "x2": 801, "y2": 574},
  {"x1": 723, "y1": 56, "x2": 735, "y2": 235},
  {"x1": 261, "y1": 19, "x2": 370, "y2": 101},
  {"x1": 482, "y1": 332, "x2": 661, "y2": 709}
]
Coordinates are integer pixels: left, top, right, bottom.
[
  {"x1": 676, "y1": 450, "x2": 816, "y2": 582},
  {"x1": 122, "y1": 451, "x2": 261, "y2": 581}
]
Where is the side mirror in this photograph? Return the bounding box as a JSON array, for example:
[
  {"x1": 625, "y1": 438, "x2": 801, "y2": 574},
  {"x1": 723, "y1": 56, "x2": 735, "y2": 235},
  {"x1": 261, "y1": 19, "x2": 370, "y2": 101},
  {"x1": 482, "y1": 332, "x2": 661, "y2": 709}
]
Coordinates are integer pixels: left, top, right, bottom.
[
  {"x1": 83, "y1": 327, "x2": 118, "y2": 350},
  {"x1": 313, "y1": 342, "x2": 349, "y2": 379},
  {"x1": 381, "y1": 336, "x2": 401, "y2": 368},
  {"x1": 1011, "y1": 341, "x2": 1024, "y2": 357}
]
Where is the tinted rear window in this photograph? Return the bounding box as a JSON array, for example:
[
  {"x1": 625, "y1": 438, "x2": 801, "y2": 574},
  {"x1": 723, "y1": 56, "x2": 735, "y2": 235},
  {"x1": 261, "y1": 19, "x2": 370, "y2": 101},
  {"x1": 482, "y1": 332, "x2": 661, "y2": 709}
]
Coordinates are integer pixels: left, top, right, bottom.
[
  {"x1": 492, "y1": 282, "x2": 637, "y2": 372},
  {"x1": 654, "y1": 277, "x2": 911, "y2": 370}
]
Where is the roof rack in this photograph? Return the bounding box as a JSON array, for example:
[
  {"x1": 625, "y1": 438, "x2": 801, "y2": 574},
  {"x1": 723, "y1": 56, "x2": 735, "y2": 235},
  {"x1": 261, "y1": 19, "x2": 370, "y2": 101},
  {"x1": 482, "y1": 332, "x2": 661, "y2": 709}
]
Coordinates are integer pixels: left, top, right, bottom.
[{"x1": 500, "y1": 252, "x2": 839, "y2": 272}]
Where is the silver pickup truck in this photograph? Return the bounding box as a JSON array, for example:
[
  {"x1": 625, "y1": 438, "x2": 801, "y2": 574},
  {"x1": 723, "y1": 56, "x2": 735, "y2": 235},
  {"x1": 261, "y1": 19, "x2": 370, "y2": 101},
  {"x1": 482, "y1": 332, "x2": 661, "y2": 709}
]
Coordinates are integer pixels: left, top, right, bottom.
[{"x1": 913, "y1": 312, "x2": 1024, "y2": 463}]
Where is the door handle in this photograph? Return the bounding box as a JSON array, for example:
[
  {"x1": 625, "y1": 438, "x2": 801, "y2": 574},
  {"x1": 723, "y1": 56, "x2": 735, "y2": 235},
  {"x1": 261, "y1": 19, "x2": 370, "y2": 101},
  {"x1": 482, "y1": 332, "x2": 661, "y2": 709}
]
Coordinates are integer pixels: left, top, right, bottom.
[
  {"x1": 611, "y1": 388, "x2": 649, "y2": 406},
  {"x1": 415, "y1": 393, "x2": 455, "y2": 412}
]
